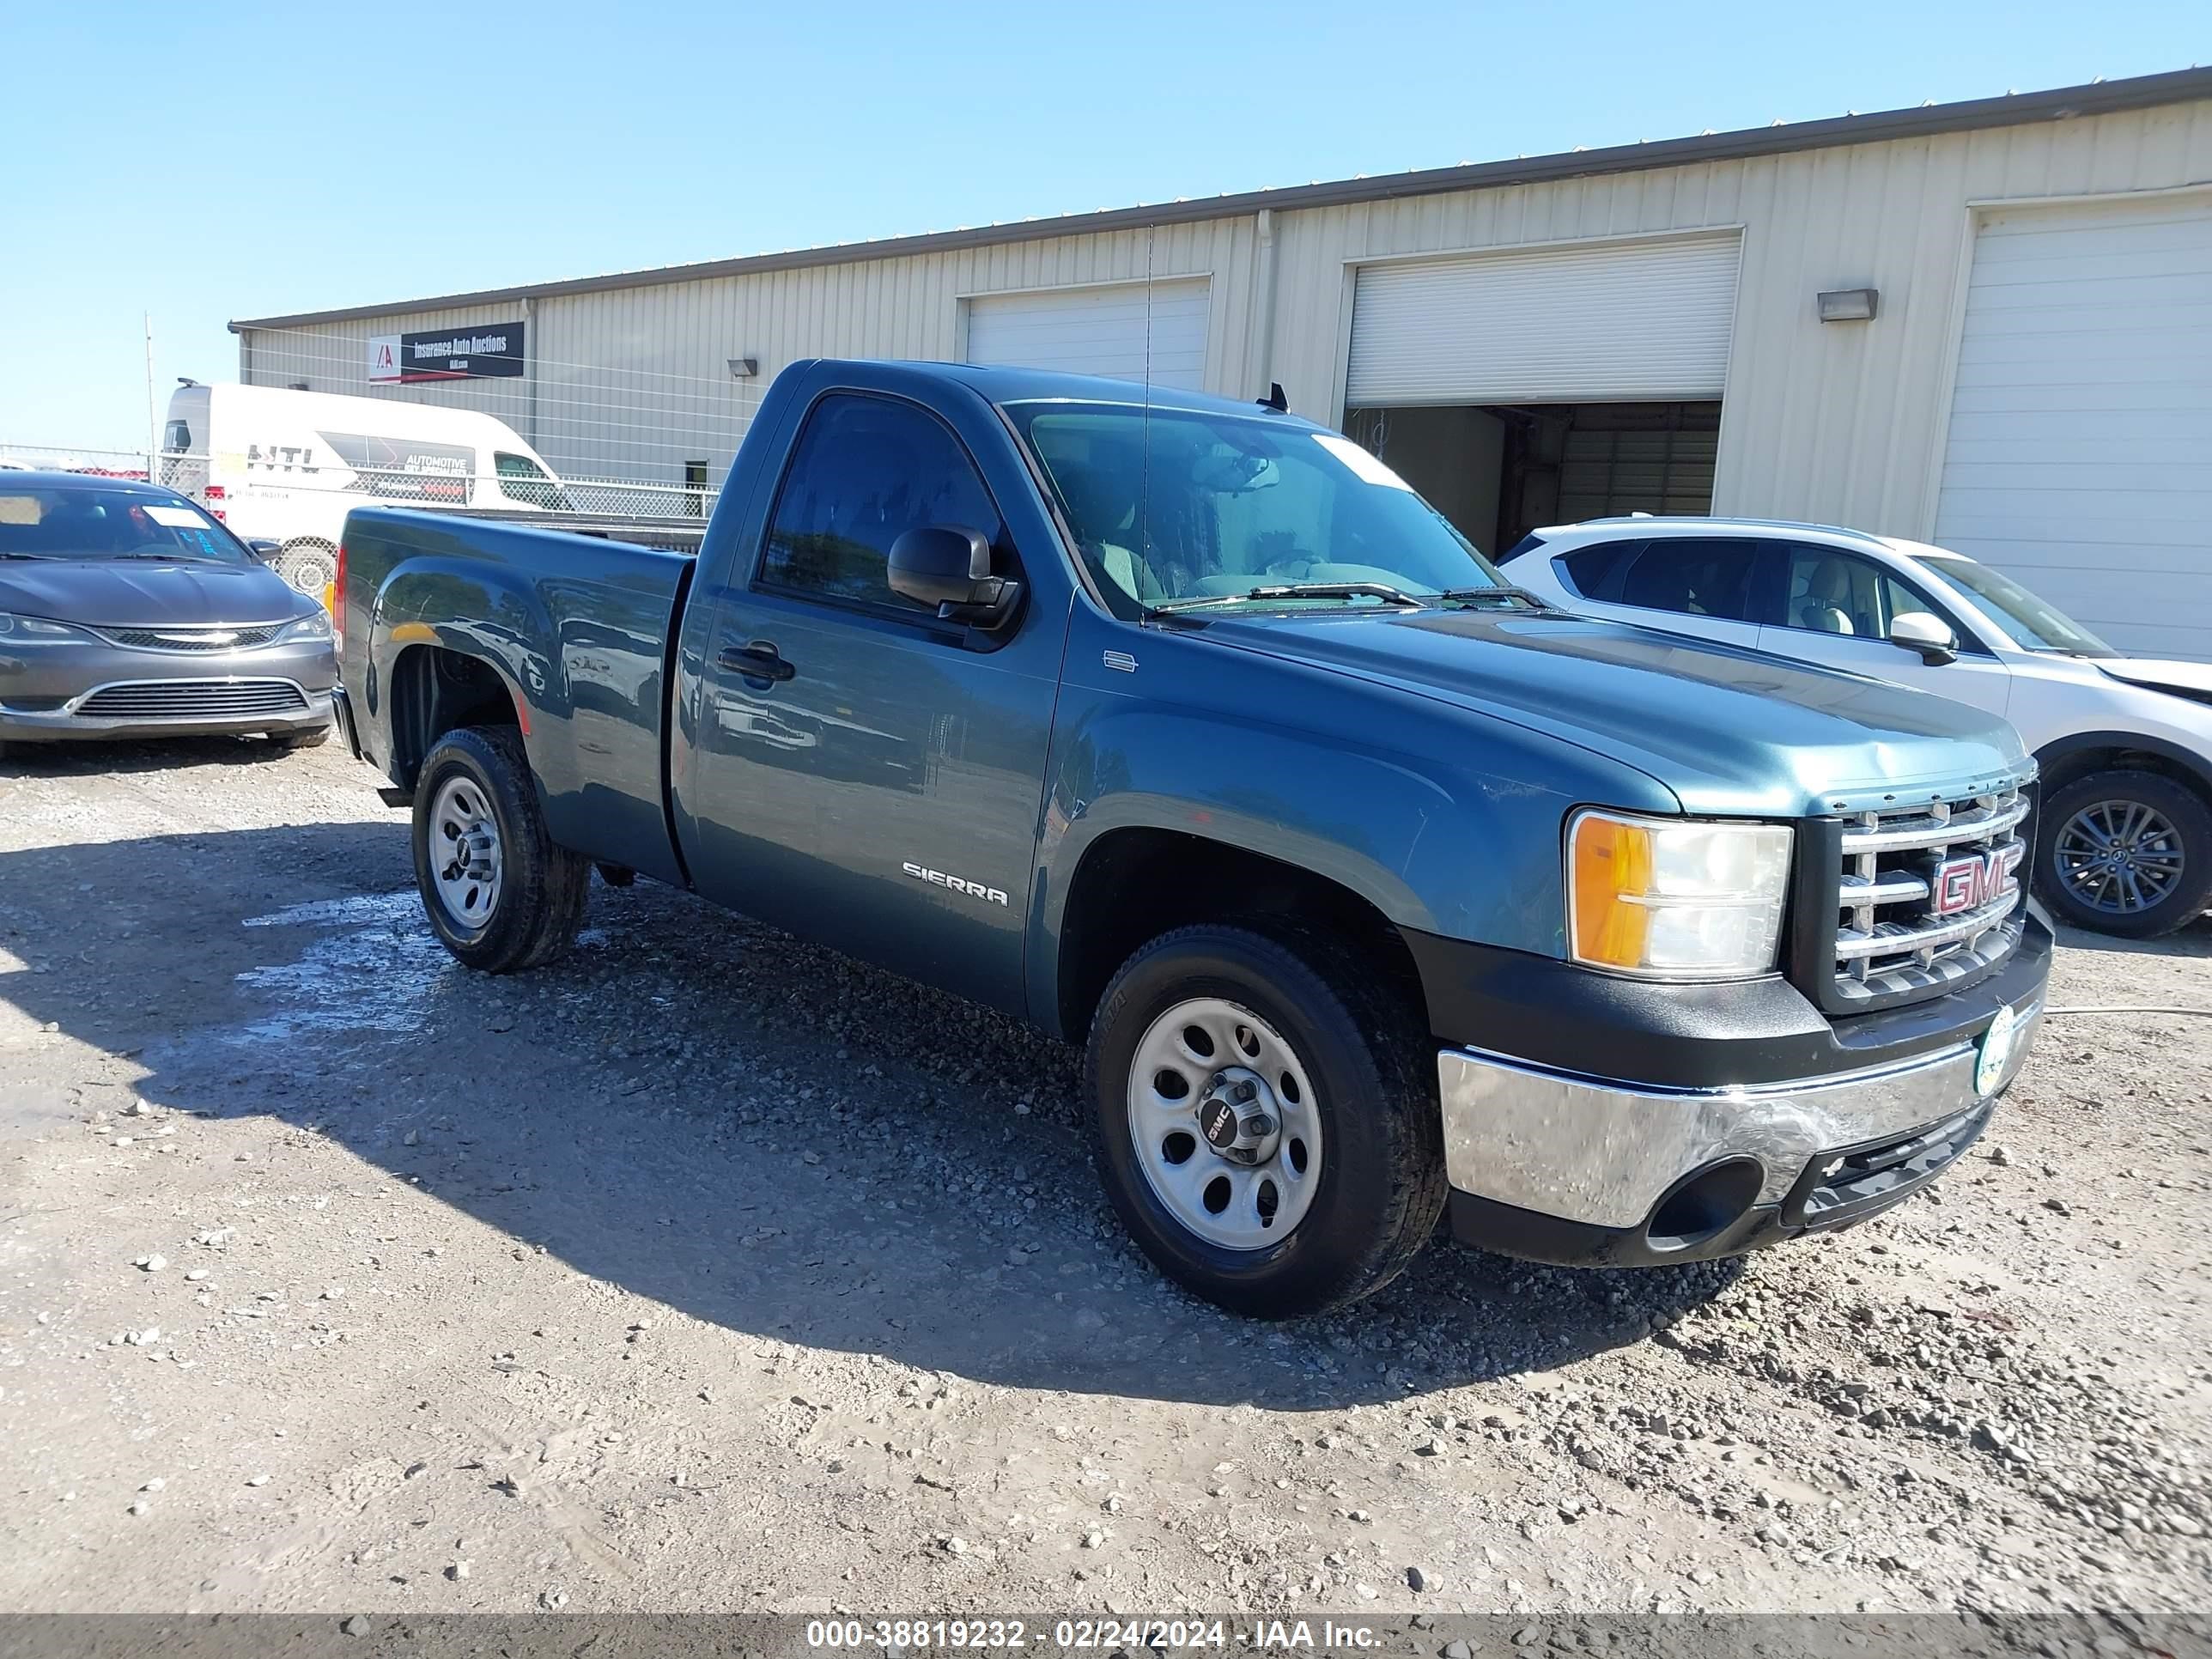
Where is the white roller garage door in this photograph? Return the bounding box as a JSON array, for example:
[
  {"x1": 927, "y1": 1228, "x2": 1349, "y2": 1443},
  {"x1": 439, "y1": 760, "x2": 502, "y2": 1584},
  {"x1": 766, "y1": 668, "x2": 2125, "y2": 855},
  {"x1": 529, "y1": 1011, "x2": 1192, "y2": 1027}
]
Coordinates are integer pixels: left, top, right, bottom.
[
  {"x1": 1345, "y1": 234, "x2": 1741, "y2": 406},
  {"x1": 1935, "y1": 193, "x2": 2212, "y2": 660},
  {"x1": 963, "y1": 279, "x2": 1209, "y2": 391}
]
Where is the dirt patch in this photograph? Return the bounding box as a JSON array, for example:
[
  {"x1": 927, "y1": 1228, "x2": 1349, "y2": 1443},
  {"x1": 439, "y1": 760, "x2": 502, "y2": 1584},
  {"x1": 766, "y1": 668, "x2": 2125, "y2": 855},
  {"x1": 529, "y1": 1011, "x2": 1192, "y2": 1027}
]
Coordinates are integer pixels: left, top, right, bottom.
[{"x1": 1, "y1": 739, "x2": 2206, "y2": 1614}]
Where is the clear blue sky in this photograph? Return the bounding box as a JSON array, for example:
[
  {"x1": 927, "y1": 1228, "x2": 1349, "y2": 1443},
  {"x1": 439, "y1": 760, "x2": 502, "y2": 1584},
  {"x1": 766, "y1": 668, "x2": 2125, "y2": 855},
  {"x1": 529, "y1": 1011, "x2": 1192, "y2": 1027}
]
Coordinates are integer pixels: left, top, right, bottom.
[{"x1": 2, "y1": 0, "x2": 2203, "y2": 449}]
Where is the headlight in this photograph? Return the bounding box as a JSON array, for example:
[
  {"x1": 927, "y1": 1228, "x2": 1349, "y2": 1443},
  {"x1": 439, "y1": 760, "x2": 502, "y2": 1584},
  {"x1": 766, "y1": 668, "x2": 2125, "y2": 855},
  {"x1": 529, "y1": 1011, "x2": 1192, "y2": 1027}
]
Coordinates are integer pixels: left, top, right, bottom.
[
  {"x1": 275, "y1": 609, "x2": 333, "y2": 642},
  {"x1": 1567, "y1": 809, "x2": 1793, "y2": 980},
  {"x1": 0, "y1": 612, "x2": 87, "y2": 642}
]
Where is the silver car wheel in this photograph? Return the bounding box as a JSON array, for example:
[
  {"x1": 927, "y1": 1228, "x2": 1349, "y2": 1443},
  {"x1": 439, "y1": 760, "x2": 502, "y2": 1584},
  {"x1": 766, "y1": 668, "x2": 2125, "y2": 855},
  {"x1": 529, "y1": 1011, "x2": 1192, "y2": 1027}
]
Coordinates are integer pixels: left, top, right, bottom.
[
  {"x1": 2055, "y1": 798, "x2": 2185, "y2": 915},
  {"x1": 1127, "y1": 996, "x2": 1322, "y2": 1251},
  {"x1": 428, "y1": 775, "x2": 504, "y2": 932}
]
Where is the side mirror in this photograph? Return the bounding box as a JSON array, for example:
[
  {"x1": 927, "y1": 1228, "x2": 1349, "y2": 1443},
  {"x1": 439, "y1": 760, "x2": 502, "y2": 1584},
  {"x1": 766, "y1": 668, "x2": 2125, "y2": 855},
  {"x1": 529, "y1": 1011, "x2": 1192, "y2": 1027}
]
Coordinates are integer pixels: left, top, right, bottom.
[
  {"x1": 246, "y1": 538, "x2": 283, "y2": 564},
  {"x1": 1888, "y1": 611, "x2": 1958, "y2": 665},
  {"x1": 887, "y1": 524, "x2": 1020, "y2": 626}
]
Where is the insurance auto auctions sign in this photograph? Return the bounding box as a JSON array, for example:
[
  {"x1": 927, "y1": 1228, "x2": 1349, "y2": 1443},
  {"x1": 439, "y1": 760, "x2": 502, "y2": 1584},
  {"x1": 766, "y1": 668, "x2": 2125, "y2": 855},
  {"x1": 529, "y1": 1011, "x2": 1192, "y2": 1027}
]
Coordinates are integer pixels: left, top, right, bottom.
[{"x1": 367, "y1": 323, "x2": 526, "y2": 384}]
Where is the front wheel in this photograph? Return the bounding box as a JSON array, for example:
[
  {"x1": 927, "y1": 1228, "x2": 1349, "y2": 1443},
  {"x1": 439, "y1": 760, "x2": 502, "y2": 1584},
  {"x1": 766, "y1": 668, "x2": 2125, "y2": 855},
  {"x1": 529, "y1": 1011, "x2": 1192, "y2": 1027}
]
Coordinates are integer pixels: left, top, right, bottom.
[
  {"x1": 2037, "y1": 769, "x2": 2212, "y2": 939},
  {"x1": 1084, "y1": 925, "x2": 1446, "y2": 1319},
  {"x1": 411, "y1": 726, "x2": 589, "y2": 972}
]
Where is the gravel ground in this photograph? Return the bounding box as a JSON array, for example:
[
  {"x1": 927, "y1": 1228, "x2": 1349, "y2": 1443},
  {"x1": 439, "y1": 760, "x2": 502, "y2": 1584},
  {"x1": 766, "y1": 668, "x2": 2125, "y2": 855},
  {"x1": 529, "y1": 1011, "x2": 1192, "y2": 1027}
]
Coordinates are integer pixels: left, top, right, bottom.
[{"x1": 0, "y1": 739, "x2": 2207, "y2": 1618}]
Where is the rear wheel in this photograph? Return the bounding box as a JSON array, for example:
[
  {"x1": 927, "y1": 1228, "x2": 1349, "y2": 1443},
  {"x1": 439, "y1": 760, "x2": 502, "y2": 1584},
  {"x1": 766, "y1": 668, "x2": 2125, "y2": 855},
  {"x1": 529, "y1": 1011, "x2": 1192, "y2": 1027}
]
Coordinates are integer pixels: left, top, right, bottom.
[
  {"x1": 2037, "y1": 769, "x2": 2212, "y2": 938},
  {"x1": 1084, "y1": 924, "x2": 1445, "y2": 1319},
  {"x1": 411, "y1": 726, "x2": 588, "y2": 972}
]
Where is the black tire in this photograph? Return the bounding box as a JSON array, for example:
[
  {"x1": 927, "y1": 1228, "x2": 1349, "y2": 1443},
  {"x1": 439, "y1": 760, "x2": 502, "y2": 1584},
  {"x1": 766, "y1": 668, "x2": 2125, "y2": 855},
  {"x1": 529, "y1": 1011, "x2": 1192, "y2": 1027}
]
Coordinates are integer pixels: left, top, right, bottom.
[
  {"x1": 411, "y1": 726, "x2": 589, "y2": 972},
  {"x1": 272, "y1": 724, "x2": 333, "y2": 749},
  {"x1": 1083, "y1": 924, "x2": 1446, "y2": 1319},
  {"x1": 2036, "y1": 769, "x2": 2212, "y2": 939}
]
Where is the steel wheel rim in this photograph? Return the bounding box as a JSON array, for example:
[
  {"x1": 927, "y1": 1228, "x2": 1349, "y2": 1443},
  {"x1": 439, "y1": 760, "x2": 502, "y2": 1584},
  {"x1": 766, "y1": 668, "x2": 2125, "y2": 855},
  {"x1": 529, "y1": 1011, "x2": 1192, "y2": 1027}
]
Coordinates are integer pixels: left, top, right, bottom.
[
  {"x1": 2054, "y1": 798, "x2": 2185, "y2": 915},
  {"x1": 428, "y1": 775, "x2": 503, "y2": 932},
  {"x1": 1127, "y1": 996, "x2": 1322, "y2": 1252}
]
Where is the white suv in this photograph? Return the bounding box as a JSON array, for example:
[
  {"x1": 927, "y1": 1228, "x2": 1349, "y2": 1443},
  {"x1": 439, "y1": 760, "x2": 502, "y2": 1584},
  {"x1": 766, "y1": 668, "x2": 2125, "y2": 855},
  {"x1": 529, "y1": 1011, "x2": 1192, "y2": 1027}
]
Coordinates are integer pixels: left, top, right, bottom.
[{"x1": 1499, "y1": 517, "x2": 2212, "y2": 938}]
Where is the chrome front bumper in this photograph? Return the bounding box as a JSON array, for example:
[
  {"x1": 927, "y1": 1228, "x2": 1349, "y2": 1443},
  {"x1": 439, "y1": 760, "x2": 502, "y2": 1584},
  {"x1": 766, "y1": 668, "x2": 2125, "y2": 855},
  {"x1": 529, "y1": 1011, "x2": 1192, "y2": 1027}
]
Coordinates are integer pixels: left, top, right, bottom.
[{"x1": 1438, "y1": 997, "x2": 2042, "y2": 1237}]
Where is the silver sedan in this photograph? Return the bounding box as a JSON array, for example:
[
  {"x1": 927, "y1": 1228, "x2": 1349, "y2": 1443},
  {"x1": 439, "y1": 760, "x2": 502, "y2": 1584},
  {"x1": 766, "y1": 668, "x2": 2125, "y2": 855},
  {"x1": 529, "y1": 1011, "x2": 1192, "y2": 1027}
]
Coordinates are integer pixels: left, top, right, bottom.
[{"x1": 0, "y1": 472, "x2": 335, "y2": 756}]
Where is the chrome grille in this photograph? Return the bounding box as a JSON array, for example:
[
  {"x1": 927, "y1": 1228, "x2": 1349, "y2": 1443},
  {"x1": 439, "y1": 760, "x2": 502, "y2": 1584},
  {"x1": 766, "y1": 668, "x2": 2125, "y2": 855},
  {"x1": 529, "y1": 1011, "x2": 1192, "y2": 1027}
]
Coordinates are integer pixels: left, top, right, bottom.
[
  {"x1": 1832, "y1": 781, "x2": 2028, "y2": 1006},
  {"x1": 73, "y1": 679, "x2": 309, "y2": 720},
  {"x1": 96, "y1": 624, "x2": 281, "y2": 652}
]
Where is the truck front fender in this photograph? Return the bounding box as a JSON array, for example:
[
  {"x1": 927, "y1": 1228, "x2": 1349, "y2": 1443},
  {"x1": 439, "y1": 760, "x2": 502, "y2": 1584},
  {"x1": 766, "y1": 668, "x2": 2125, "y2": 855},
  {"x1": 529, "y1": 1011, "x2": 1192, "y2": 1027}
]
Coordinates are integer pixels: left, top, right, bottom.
[{"x1": 1027, "y1": 690, "x2": 1634, "y2": 1036}]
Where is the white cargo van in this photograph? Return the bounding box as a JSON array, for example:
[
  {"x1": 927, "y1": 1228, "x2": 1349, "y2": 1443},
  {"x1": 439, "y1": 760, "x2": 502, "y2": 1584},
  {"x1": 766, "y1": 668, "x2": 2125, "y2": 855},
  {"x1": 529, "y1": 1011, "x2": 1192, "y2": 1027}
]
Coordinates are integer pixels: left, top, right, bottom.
[{"x1": 160, "y1": 385, "x2": 569, "y2": 596}]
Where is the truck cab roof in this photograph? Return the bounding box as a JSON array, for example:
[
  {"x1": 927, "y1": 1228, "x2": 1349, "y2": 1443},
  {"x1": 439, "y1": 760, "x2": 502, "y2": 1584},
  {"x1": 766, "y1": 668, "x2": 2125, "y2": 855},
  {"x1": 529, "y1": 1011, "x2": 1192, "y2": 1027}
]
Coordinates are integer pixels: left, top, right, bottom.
[{"x1": 800, "y1": 358, "x2": 1313, "y2": 424}]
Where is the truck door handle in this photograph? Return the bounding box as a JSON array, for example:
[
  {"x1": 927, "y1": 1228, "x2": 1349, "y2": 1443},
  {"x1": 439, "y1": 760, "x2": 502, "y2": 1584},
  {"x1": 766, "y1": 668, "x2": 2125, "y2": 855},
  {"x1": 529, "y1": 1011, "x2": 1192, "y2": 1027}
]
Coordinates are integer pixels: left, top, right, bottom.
[{"x1": 718, "y1": 641, "x2": 795, "y2": 683}]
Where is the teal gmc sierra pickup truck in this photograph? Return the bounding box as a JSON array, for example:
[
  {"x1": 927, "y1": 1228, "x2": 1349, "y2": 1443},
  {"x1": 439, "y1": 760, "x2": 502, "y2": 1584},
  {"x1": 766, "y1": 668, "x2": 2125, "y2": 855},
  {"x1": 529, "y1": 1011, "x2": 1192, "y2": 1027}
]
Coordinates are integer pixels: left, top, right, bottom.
[{"x1": 331, "y1": 358, "x2": 2050, "y2": 1319}]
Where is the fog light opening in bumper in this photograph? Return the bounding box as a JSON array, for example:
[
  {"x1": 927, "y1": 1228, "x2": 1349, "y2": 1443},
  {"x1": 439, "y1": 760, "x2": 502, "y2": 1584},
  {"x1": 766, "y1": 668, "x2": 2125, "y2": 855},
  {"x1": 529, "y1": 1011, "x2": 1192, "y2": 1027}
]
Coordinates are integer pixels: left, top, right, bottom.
[{"x1": 1645, "y1": 1158, "x2": 1765, "y2": 1254}]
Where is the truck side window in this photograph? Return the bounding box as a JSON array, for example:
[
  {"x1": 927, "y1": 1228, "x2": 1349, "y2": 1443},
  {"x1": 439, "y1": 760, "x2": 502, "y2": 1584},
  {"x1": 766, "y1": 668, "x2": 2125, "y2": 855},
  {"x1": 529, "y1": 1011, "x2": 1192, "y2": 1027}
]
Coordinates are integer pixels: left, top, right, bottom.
[
  {"x1": 761, "y1": 394, "x2": 1002, "y2": 611},
  {"x1": 1608, "y1": 539, "x2": 1765, "y2": 623}
]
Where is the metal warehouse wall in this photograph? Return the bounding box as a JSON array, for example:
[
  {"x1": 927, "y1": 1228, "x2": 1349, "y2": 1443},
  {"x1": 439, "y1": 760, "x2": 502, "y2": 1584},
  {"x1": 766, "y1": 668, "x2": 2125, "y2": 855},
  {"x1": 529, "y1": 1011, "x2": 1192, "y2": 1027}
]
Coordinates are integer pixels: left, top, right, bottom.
[
  {"x1": 240, "y1": 95, "x2": 2211, "y2": 539},
  {"x1": 241, "y1": 301, "x2": 535, "y2": 432},
  {"x1": 240, "y1": 220, "x2": 1260, "y2": 487},
  {"x1": 1266, "y1": 96, "x2": 2212, "y2": 542}
]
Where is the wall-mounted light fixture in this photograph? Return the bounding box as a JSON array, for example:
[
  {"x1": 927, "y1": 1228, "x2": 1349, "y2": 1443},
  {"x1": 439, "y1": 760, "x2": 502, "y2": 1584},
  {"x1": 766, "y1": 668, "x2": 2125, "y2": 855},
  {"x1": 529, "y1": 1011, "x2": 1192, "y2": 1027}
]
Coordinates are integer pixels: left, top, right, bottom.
[
  {"x1": 726, "y1": 356, "x2": 759, "y2": 379},
  {"x1": 1816, "y1": 288, "x2": 1879, "y2": 323}
]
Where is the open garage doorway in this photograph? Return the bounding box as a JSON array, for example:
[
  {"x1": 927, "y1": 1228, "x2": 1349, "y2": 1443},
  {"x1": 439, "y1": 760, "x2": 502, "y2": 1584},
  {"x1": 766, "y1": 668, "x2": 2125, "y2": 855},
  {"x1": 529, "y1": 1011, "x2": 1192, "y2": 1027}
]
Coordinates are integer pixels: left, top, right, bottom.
[{"x1": 1342, "y1": 400, "x2": 1721, "y2": 556}]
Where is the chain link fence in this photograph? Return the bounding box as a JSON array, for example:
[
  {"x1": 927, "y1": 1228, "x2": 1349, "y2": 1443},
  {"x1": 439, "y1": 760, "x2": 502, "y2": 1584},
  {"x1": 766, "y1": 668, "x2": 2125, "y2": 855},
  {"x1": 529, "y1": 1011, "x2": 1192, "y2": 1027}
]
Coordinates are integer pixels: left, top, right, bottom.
[
  {"x1": 0, "y1": 436, "x2": 727, "y2": 597},
  {"x1": 3, "y1": 326, "x2": 759, "y2": 592}
]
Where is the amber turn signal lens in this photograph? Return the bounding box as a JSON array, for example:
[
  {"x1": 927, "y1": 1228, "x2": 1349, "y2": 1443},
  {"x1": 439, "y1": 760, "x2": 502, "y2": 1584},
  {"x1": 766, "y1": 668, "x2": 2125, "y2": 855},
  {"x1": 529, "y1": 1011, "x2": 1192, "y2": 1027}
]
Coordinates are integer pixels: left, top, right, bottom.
[{"x1": 1569, "y1": 813, "x2": 1655, "y2": 969}]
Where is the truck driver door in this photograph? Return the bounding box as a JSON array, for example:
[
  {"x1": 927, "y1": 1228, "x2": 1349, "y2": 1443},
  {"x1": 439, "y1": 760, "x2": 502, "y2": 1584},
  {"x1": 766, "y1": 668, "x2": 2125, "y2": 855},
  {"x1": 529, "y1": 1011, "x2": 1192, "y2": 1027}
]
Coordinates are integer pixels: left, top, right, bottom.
[{"x1": 680, "y1": 386, "x2": 1063, "y2": 1012}]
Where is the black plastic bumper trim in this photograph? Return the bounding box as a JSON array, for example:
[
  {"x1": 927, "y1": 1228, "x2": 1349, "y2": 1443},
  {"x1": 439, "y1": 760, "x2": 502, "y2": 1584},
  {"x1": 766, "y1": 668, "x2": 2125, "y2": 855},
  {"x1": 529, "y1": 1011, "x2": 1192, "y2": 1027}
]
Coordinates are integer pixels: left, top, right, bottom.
[
  {"x1": 1405, "y1": 917, "x2": 2051, "y2": 1091},
  {"x1": 1449, "y1": 1188, "x2": 1787, "y2": 1268},
  {"x1": 331, "y1": 684, "x2": 364, "y2": 762}
]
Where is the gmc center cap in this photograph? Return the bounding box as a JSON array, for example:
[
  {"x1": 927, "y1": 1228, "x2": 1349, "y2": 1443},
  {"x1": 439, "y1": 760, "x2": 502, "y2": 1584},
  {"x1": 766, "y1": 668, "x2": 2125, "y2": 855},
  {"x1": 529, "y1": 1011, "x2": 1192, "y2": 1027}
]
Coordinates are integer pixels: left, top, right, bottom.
[{"x1": 1200, "y1": 1097, "x2": 1242, "y2": 1151}]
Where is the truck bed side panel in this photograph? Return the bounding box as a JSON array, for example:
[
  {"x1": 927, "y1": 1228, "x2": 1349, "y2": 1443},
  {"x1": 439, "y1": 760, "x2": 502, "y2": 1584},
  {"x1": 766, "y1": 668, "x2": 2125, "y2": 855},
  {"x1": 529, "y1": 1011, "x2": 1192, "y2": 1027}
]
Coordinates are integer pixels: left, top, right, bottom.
[{"x1": 342, "y1": 508, "x2": 691, "y2": 883}]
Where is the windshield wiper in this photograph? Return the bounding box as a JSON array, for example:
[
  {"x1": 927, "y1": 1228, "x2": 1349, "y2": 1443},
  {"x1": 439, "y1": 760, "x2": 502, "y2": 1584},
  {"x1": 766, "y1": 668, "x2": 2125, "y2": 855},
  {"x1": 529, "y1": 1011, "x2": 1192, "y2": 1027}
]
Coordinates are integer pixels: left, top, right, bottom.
[
  {"x1": 1439, "y1": 585, "x2": 1565, "y2": 613},
  {"x1": 1152, "y1": 581, "x2": 1428, "y2": 615},
  {"x1": 0, "y1": 551, "x2": 58, "y2": 560}
]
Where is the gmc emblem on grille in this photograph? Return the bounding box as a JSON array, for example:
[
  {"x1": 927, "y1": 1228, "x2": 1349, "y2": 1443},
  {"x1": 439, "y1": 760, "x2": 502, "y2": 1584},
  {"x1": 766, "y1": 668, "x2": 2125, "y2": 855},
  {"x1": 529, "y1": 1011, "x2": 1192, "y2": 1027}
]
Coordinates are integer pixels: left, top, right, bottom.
[{"x1": 1931, "y1": 843, "x2": 2024, "y2": 916}]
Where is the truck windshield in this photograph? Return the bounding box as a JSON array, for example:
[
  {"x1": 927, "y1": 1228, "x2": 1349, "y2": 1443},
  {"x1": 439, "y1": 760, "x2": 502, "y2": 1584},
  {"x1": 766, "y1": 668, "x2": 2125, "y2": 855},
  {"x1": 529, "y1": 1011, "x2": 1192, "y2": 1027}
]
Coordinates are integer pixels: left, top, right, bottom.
[
  {"x1": 1924, "y1": 556, "x2": 2115, "y2": 657},
  {"x1": 0, "y1": 485, "x2": 248, "y2": 564},
  {"x1": 1008, "y1": 401, "x2": 1509, "y2": 612}
]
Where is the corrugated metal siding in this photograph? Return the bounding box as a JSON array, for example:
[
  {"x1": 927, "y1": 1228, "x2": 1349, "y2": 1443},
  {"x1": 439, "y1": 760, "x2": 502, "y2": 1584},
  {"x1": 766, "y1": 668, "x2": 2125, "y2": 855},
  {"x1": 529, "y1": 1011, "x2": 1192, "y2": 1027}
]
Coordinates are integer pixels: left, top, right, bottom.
[
  {"x1": 240, "y1": 303, "x2": 533, "y2": 432},
  {"x1": 1344, "y1": 234, "x2": 1741, "y2": 404},
  {"x1": 240, "y1": 98, "x2": 2212, "y2": 535},
  {"x1": 520, "y1": 218, "x2": 1250, "y2": 483},
  {"x1": 243, "y1": 216, "x2": 1255, "y2": 485},
  {"x1": 1934, "y1": 190, "x2": 2212, "y2": 659},
  {"x1": 963, "y1": 278, "x2": 1211, "y2": 388},
  {"x1": 1268, "y1": 98, "x2": 2212, "y2": 541}
]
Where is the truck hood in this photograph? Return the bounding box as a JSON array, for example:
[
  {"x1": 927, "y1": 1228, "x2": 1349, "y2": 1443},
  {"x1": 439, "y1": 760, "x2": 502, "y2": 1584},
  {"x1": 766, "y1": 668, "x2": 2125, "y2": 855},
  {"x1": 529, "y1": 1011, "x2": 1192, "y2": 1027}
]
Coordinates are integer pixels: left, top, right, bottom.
[
  {"x1": 1189, "y1": 608, "x2": 2032, "y2": 817},
  {"x1": 0, "y1": 558, "x2": 312, "y2": 628}
]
